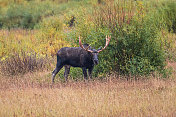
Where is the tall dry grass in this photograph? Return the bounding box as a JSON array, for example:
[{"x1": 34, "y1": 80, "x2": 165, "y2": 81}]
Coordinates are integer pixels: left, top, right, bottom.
[{"x1": 0, "y1": 72, "x2": 176, "y2": 117}]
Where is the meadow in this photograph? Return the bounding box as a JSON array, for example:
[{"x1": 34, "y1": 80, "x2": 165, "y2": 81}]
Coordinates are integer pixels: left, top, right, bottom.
[
  {"x1": 0, "y1": 0, "x2": 176, "y2": 116},
  {"x1": 1, "y1": 72, "x2": 176, "y2": 117}
]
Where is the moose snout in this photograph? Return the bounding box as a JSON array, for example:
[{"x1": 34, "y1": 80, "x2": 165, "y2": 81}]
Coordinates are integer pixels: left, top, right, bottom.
[{"x1": 93, "y1": 59, "x2": 99, "y2": 65}]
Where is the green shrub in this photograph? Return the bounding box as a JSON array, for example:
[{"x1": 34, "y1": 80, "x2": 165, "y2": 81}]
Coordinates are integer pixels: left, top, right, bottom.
[
  {"x1": 67, "y1": 0, "x2": 168, "y2": 78},
  {"x1": 96, "y1": 1, "x2": 167, "y2": 76}
]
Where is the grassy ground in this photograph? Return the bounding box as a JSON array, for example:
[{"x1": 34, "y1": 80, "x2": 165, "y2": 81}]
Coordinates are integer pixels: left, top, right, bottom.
[{"x1": 0, "y1": 72, "x2": 176, "y2": 117}]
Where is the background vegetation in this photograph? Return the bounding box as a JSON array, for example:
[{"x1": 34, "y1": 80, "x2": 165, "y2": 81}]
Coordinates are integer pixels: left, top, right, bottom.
[{"x1": 0, "y1": 0, "x2": 176, "y2": 79}]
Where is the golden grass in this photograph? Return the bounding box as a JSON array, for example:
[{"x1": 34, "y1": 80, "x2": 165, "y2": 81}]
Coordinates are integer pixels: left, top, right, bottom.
[{"x1": 0, "y1": 73, "x2": 176, "y2": 117}]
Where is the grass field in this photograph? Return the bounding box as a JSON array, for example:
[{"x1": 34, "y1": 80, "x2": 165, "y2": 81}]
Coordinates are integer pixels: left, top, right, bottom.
[{"x1": 1, "y1": 72, "x2": 176, "y2": 117}]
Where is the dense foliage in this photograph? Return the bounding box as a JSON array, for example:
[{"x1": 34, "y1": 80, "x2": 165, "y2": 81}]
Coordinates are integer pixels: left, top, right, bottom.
[
  {"x1": 0, "y1": 0, "x2": 176, "y2": 78},
  {"x1": 67, "y1": 0, "x2": 176, "y2": 77}
]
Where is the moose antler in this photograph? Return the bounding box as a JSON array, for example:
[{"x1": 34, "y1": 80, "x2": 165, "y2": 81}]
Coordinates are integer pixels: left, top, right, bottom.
[
  {"x1": 79, "y1": 36, "x2": 93, "y2": 53},
  {"x1": 97, "y1": 35, "x2": 111, "y2": 53}
]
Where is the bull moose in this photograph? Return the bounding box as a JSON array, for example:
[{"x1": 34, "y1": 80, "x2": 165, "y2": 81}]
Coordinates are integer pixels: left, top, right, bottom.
[{"x1": 52, "y1": 35, "x2": 111, "y2": 83}]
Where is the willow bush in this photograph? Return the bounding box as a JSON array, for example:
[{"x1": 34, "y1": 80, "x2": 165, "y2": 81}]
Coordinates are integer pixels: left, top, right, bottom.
[
  {"x1": 0, "y1": 52, "x2": 49, "y2": 76},
  {"x1": 66, "y1": 0, "x2": 173, "y2": 78}
]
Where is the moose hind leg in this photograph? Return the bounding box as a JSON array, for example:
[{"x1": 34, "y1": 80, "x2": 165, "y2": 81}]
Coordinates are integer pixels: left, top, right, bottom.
[
  {"x1": 52, "y1": 65, "x2": 63, "y2": 83},
  {"x1": 64, "y1": 65, "x2": 70, "y2": 81}
]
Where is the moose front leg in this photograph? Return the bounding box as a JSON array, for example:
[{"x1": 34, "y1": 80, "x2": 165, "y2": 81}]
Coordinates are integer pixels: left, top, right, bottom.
[
  {"x1": 82, "y1": 67, "x2": 88, "y2": 80},
  {"x1": 88, "y1": 67, "x2": 94, "y2": 79}
]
